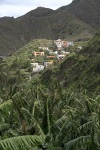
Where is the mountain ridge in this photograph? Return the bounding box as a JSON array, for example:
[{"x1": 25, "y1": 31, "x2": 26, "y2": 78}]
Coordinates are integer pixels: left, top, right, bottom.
[{"x1": 0, "y1": 0, "x2": 100, "y2": 55}]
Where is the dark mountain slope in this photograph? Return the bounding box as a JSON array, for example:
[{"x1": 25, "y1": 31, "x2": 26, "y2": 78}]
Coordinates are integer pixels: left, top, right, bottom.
[
  {"x1": 58, "y1": 0, "x2": 100, "y2": 29},
  {"x1": 0, "y1": 0, "x2": 100, "y2": 55}
]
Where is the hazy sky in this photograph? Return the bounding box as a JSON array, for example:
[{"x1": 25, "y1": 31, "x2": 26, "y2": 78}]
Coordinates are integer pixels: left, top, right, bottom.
[{"x1": 0, "y1": 0, "x2": 73, "y2": 18}]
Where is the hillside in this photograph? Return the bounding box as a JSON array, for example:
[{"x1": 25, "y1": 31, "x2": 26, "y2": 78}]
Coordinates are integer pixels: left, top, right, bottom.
[
  {"x1": 40, "y1": 31, "x2": 100, "y2": 94},
  {"x1": 0, "y1": 31, "x2": 100, "y2": 149},
  {"x1": 7, "y1": 30, "x2": 99, "y2": 94},
  {"x1": 0, "y1": 0, "x2": 100, "y2": 55},
  {"x1": 59, "y1": 0, "x2": 100, "y2": 29}
]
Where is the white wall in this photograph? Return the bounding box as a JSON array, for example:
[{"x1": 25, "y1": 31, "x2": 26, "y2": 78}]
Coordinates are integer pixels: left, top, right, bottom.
[{"x1": 33, "y1": 65, "x2": 44, "y2": 72}]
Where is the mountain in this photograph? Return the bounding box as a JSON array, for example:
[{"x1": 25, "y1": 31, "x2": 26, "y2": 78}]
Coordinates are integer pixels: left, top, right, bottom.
[
  {"x1": 0, "y1": 0, "x2": 100, "y2": 55},
  {"x1": 59, "y1": 0, "x2": 100, "y2": 29}
]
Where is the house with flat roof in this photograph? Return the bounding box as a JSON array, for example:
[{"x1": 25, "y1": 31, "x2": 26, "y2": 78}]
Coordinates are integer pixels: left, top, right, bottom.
[
  {"x1": 31, "y1": 62, "x2": 44, "y2": 72},
  {"x1": 33, "y1": 65, "x2": 44, "y2": 72},
  {"x1": 54, "y1": 39, "x2": 62, "y2": 50},
  {"x1": 47, "y1": 55, "x2": 56, "y2": 59},
  {"x1": 39, "y1": 47, "x2": 49, "y2": 50},
  {"x1": 33, "y1": 51, "x2": 44, "y2": 57},
  {"x1": 61, "y1": 51, "x2": 70, "y2": 55}
]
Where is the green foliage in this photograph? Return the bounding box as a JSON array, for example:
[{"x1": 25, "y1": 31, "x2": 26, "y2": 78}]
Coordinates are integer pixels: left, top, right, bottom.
[
  {"x1": 0, "y1": 27, "x2": 100, "y2": 150},
  {"x1": 49, "y1": 42, "x2": 57, "y2": 51},
  {"x1": 41, "y1": 31, "x2": 100, "y2": 94},
  {"x1": 0, "y1": 135, "x2": 44, "y2": 150},
  {"x1": 0, "y1": 81, "x2": 100, "y2": 149}
]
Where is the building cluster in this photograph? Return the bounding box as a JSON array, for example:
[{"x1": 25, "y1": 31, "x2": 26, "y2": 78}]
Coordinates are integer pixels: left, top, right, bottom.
[
  {"x1": 30, "y1": 39, "x2": 74, "y2": 73},
  {"x1": 54, "y1": 39, "x2": 74, "y2": 50}
]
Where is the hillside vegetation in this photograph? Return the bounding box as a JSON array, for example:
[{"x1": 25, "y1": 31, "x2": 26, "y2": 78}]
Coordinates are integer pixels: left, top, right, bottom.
[
  {"x1": 0, "y1": 31, "x2": 100, "y2": 149},
  {"x1": 41, "y1": 31, "x2": 100, "y2": 94}
]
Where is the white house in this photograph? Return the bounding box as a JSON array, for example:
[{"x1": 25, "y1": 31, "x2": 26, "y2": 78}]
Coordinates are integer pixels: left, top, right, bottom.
[
  {"x1": 33, "y1": 65, "x2": 44, "y2": 72},
  {"x1": 49, "y1": 50, "x2": 58, "y2": 55},
  {"x1": 39, "y1": 47, "x2": 49, "y2": 50},
  {"x1": 31, "y1": 63, "x2": 44, "y2": 72},
  {"x1": 54, "y1": 39, "x2": 62, "y2": 50},
  {"x1": 31, "y1": 63, "x2": 38, "y2": 67},
  {"x1": 68, "y1": 41, "x2": 74, "y2": 46},
  {"x1": 61, "y1": 51, "x2": 70, "y2": 55}
]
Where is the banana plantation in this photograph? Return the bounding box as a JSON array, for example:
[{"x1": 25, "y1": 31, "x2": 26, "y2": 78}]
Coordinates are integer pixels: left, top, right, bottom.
[{"x1": 0, "y1": 63, "x2": 100, "y2": 150}]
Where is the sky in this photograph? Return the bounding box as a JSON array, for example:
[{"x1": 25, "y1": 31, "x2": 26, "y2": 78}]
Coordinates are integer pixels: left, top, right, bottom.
[{"x1": 0, "y1": 0, "x2": 73, "y2": 18}]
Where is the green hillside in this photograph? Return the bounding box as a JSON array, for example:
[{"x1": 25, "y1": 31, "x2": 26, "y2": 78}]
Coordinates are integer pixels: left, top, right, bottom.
[
  {"x1": 40, "y1": 31, "x2": 100, "y2": 94},
  {"x1": 0, "y1": 1, "x2": 100, "y2": 149},
  {"x1": 4, "y1": 30, "x2": 100, "y2": 95},
  {"x1": 0, "y1": 31, "x2": 100, "y2": 150}
]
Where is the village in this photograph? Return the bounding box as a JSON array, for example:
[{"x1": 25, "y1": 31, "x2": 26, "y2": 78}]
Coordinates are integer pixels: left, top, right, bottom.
[{"x1": 30, "y1": 39, "x2": 77, "y2": 73}]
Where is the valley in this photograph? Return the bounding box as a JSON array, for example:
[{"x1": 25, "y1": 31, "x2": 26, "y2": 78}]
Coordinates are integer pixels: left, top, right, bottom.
[{"x1": 0, "y1": 0, "x2": 100, "y2": 149}]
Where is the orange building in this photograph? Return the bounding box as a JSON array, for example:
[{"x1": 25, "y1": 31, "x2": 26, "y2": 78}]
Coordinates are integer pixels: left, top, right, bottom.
[
  {"x1": 47, "y1": 56, "x2": 56, "y2": 59},
  {"x1": 33, "y1": 51, "x2": 44, "y2": 57}
]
